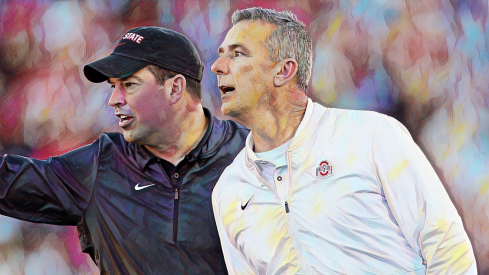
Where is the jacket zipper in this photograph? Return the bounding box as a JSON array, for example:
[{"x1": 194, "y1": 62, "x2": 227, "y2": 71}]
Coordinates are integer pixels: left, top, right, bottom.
[
  {"x1": 157, "y1": 160, "x2": 182, "y2": 243},
  {"x1": 284, "y1": 151, "x2": 310, "y2": 273},
  {"x1": 173, "y1": 187, "x2": 179, "y2": 243}
]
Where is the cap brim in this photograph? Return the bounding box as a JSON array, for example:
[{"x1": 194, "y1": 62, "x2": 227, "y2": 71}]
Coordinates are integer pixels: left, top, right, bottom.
[{"x1": 83, "y1": 54, "x2": 149, "y2": 83}]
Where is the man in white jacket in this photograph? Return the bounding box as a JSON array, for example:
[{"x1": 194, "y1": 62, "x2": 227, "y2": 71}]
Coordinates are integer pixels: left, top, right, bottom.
[{"x1": 210, "y1": 7, "x2": 476, "y2": 275}]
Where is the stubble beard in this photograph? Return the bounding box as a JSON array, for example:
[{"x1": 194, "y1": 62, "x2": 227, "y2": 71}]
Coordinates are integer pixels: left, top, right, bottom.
[{"x1": 122, "y1": 126, "x2": 151, "y2": 145}]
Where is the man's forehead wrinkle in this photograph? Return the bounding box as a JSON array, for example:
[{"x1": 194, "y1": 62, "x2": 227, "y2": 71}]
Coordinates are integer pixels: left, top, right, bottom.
[{"x1": 234, "y1": 20, "x2": 276, "y2": 43}]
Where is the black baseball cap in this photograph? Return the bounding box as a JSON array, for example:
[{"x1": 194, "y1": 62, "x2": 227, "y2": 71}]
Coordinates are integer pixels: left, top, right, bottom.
[{"x1": 84, "y1": 26, "x2": 204, "y2": 83}]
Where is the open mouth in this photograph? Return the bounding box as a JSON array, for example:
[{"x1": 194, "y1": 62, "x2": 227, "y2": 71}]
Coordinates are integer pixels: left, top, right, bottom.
[
  {"x1": 116, "y1": 114, "x2": 135, "y2": 128},
  {"x1": 219, "y1": 86, "x2": 235, "y2": 95}
]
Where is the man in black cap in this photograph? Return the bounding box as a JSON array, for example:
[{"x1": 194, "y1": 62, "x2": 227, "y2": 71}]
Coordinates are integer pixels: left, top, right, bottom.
[{"x1": 0, "y1": 26, "x2": 248, "y2": 274}]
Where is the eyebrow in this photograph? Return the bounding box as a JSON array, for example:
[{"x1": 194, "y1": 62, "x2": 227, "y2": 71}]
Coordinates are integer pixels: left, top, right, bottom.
[
  {"x1": 218, "y1": 43, "x2": 251, "y2": 54},
  {"x1": 108, "y1": 75, "x2": 143, "y2": 84}
]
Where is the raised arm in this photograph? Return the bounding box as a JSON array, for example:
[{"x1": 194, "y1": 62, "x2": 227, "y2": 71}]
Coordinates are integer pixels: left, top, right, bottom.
[{"x1": 0, "y1": 139, "x2": 100, "y2": 226}]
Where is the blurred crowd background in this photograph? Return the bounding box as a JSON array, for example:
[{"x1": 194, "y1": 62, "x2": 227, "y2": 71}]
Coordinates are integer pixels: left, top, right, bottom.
[{"x1": 0, "y1": 0, "x2": 488, "y2": 273}]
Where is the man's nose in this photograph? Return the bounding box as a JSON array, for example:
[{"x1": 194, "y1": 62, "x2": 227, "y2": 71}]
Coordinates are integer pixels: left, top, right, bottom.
[
  {"x1": 211, "y1": 55, "x2": 229, "y2": 75},
  {"x1": 108, "y1": 85, "x2": 126, "y2": 107}
]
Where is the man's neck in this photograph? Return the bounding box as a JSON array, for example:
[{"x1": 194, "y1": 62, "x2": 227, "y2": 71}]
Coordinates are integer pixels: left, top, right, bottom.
[
  {"x1": 249, "y1": 95, "x2": 308, "y2": 153},
  {"x1": 145, "y1": 106, "x2": 209, "y2": 166}
]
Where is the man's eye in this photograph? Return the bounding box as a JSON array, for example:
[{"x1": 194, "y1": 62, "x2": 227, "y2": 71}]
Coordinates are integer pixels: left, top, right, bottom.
[
  {"x1": 110, "y1": 84, "x2": 115, "y2": 89},
  {"x1": 124, "y1": 82, "x2": 136, "y2": 88},
  {"x1": 234, "y1": 51, "x2": 244, "y2": 57}
]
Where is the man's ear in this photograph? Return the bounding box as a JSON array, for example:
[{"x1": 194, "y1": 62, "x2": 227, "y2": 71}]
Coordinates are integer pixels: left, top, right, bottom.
[
  {"x1": 168, "y1": 74, "x2": 186, "y2": 105},
  {"x1": 273, "y1": 58, "x2": 298, "y2": 87}
]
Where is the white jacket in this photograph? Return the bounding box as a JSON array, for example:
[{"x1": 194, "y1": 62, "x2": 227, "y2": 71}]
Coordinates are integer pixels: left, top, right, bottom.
[{"x1": 212, "y1": 99, "x2": 476, "y2": 274}]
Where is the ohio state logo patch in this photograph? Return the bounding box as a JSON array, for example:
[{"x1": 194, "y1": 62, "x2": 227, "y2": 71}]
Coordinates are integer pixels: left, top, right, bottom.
[{"x1": 316, "y1": 160, "x2": 333, "y2": 178}]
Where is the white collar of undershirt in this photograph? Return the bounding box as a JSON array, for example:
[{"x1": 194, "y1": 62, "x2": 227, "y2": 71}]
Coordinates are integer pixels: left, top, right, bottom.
[{"x1": 254, "y1": 138, "x2": 293, "y2": 167}]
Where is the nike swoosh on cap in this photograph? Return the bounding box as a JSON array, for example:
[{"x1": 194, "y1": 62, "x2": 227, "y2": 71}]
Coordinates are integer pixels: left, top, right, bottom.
[{"x1": 135, "y1": 183, "x2": 155, "y2": 191}]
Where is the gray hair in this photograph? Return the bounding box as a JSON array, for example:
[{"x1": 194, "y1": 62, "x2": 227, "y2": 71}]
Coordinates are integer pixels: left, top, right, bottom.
[{"x1": 232, "y1": 7, "x2": 312, "y2": 91}]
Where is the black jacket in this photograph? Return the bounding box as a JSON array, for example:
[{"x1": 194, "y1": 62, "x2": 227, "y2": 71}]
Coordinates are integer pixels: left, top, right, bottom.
[{"x1": 0, "y1": 109, "x2": 249, "y2": 274}]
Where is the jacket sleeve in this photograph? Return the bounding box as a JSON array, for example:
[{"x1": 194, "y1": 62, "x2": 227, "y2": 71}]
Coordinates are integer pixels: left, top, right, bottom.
[
  {"x1": 0, "y1": 139, "x2": 100, "y2": 226},
  {"x1": 372, "y1": 115, "x2": 476, "y2": 273},
  {"x1": 212, "y1": 185, "x2": 256, "y2": 275}
]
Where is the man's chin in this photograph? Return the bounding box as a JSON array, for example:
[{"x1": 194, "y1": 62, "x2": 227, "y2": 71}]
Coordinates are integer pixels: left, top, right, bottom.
[
  {"x1": 122, "y1": 131, "x2": 138, "y2": 144},
  {"x1": 221, "y1": 104, "x2": 239, "y2": 118}
]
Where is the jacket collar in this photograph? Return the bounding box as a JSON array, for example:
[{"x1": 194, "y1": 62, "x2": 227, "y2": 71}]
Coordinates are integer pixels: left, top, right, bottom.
[
  {"x1": 244, "y1": 98, "x2": 327, "y2": 169},
  {"x1": 135, "y1": 108, "x2": 223, "y2": 170}
]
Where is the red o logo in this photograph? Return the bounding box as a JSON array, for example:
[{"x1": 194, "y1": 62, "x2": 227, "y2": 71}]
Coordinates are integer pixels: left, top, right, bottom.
[{"x1": 319, "y1": 161, "x2": 330, "y2": 176}]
